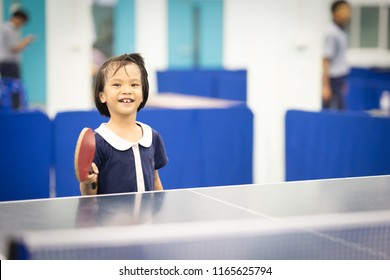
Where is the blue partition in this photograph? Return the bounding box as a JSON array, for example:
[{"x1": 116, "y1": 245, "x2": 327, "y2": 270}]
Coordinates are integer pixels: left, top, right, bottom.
[
  {"x1": 54, "y1": 106, "x2": 253, "y2": 197},
  {"x1": 285, "y1": 110, "x2": 390, "y2": 181},
  {"x1": 157, "y1": 70, "x2": 217, "y2": 98},
  {"x1": 0, "y1": 111, "x2": 51, "y2": 201},
  {"x1": 138, "y1": 106, "x2": 253, "y2": 189},
  {"x1": 157, "y1": 69, "x2": 247, "y2": 101},
  {"x1": 347, "y1": 67, "x2": 390, "y2": 111},
  {"x1": 215, "y1": 70, "x2": 247, "y2": 101}
]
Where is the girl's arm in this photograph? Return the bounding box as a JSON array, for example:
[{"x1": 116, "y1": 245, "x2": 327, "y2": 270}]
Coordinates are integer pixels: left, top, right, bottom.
[{"x1": 154, "y1": 170, "x2": 163, "y2": 191}]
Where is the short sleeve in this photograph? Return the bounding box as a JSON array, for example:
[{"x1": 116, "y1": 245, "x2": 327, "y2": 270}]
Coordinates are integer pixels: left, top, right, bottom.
[
  {"x1": 323, "y1": 31, "x2": 336, "y2": 59},
  {"x1": 153, "y1": 131, "x2": 168, "y2": 170},
  {"x1": 1, "y1": 27, "x2": 11, "y2": 49}
]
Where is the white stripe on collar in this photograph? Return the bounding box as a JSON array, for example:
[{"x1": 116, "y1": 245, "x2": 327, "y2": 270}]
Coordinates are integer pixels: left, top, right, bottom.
[{"x1": 95, "y1": 122, "x2": 152, "y2": 151}]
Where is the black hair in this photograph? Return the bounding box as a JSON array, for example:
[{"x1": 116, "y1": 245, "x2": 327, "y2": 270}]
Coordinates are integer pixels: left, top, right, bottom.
[
  {"x1": 12, "y1": 9, "x2": 29, "y2": 22},
  {"x1": 94, "y1": 53, "x2": 149, "y2": 117},
  {"x1": 331, "y1": 1, "x2": 349, "y2": 13}
]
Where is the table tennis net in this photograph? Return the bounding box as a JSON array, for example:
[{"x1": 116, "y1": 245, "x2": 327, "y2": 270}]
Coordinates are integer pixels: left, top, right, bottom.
[{"x1": 8, "y1": 218, "x2": 390, "y2": 260}]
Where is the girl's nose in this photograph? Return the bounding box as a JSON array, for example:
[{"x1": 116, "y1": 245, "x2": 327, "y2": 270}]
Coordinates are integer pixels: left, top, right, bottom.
[{"x1": 121, "y1": 85, "x2": 133, "y2": 94}]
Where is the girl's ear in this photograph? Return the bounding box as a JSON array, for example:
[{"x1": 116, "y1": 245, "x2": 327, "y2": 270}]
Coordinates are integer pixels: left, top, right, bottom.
[{"x1": 99, "y1": 92, "x2": 106, "y2": 103}]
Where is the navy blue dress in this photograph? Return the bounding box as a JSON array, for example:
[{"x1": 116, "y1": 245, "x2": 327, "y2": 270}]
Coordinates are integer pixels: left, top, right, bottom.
[{"x1": 94, "y1": 122, "x2": 168, "y2": 194}]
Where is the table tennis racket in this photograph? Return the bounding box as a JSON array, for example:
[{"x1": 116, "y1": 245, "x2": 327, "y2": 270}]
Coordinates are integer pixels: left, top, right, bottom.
[{"x1": 74, "y1": 128, "x2": 97, "y2": 189}]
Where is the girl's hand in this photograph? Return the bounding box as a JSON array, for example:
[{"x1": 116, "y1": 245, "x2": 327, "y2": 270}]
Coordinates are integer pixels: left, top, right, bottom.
[{"x1": 80, "y1": 163, "x2": 99, "y2": 194}]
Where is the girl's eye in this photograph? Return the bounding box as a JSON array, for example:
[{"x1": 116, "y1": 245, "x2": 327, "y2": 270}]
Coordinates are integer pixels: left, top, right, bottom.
[
  {"x1": 113, "y1": 83, "x2": 121, "y2": 87},
  {"x1": 131, "y1": 83, "x2": 140, "y2": 87}
]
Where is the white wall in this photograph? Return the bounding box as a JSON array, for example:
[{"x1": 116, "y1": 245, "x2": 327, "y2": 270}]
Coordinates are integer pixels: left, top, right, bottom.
[
  {"x1": 46, "y1": 0, "x2": 94, "y2": 117},
  {"x1": 135, "y1": 0, "x2": 168, "y2": 95},
  {"x1": 348, "y1": 0, "x2": 390, "y2": 4},
  {"x1": 224, "y1": 0, "x2": 327, "y2": 183}
]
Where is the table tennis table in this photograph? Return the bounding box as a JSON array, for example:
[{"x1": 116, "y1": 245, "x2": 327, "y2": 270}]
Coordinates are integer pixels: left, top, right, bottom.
[{"x1": 0, "y1": 175, "x2": 389, "y2": 260}]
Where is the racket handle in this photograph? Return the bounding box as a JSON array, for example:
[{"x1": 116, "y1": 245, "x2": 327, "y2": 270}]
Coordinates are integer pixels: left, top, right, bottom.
[{"x1": 89, "y1": 166, "x2": 97, "y2": 190}]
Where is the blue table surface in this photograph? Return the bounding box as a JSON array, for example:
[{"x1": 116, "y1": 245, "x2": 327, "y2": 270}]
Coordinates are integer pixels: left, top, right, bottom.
[{"x1": 1, "y1": 175, "x2": 389, "y2": 259}]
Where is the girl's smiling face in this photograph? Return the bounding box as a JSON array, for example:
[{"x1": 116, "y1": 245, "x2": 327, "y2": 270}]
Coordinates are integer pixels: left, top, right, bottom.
[{"x1": 99, "y1": 62, "x2": 143, "y2": 119}]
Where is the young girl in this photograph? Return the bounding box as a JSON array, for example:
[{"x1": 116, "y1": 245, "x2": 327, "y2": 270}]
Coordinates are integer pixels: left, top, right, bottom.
[{"x1": 80, "y1": 53, "x2": 168, "y2": 195}]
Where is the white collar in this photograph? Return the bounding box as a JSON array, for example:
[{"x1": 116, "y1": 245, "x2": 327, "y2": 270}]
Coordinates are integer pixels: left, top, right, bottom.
[{"x1": 95, "y1": 122, "x2": 152, "y2": 151}]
